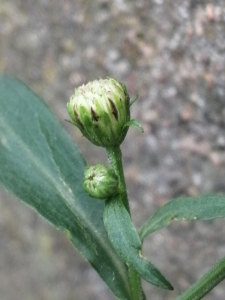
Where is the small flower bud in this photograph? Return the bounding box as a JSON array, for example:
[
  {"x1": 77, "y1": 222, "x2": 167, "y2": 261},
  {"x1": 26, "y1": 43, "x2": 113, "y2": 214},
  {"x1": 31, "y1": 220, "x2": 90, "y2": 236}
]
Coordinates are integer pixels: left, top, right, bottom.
[
  {"x1": 83, "y1": 164, "x2": 118, "y2": 199},
  {"x1": 67, "y1": 77, "x2": 130, "y2": 147}
]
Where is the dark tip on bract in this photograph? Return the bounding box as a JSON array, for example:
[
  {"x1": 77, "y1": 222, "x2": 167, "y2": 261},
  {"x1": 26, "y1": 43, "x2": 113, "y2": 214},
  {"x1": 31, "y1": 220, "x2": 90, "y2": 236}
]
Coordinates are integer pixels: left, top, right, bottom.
[
  {"x1": 108, "y1": 98, "x2": 118, "y2": 120},
  {"x1": 91, "y1": 107, "x2": 99, "y2": 122},
  {"x1": 73, "y1": 107, "x2": 84, "y2": 129}
]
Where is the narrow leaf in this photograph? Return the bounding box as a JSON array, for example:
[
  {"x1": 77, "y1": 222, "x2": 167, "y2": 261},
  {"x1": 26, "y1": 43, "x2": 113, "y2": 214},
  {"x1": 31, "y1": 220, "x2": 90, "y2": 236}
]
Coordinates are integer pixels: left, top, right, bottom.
[
  {"x1": 176, "y1": 255, "x2": 225, "y2": 300},
  {"x1": 139, "y1": 194, "x2": 225, "y2": 242},
  {"x1": 103, "y1": 196, "x2": 173, "y2": 290},
  {"x1": 129, "y1": 95, "x2": 138, "y2": 107},
  {"x1": 124, "y1": 119, "x2": 144, "y2": 133},
  {"x1": 0, "y1": 75, "x2": 131, "y2": 300}
]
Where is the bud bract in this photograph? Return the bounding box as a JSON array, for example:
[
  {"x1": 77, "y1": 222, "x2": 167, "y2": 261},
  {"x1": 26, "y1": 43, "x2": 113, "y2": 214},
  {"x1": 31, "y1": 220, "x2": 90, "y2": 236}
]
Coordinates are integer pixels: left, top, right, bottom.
[
  {"x1": 67, "y1": 77, "x2": 130, "y2": 147},
  {"x1": 83, "y1": 164, "x2": 118, "y2": 199}
]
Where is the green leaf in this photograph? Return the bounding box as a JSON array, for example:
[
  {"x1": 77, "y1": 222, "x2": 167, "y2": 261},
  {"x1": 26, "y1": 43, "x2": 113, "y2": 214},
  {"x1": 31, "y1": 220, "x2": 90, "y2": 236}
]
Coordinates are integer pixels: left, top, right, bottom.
[
  {"x1": 139, "y1": 194, "x2": 225, "y2": 242},
  {"x1": 124, "y1": 119, "x2": 144, "y2": 133},
  {"x1": 0, "y1": 75, "x2": 131, "y2": 300},
  {"x1": 129, "y1": 95, "x2": 138, "y2": 107},
  {"x1": 103, "y1": 196, "x2": 173, "y2": 290},
  {"x1": 176, "y1": 255, "x2": 225, "y2": 300}
]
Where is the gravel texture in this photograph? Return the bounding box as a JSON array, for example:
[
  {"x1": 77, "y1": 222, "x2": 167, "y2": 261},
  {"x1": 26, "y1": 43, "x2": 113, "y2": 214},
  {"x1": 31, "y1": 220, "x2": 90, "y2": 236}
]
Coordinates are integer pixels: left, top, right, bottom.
[{"x1": 1, "y1": 1, "x2": 225, "y2": 299}]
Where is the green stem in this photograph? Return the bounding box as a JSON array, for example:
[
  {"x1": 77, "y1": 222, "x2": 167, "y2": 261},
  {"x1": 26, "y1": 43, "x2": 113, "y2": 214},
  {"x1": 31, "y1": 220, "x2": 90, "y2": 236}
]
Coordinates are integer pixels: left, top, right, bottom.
[
  {"x1": 106, "y1": 146, "x2": 130, "y2": 213},
  {"x1": 176, "y1": 256, "x2": 225, "y2": 300},
  {"x1": 106, "y1": 146, "x2": 145, "y2": 300},
  {"x1": 129, "y1": 268, "x2": 146, "y2": 300}
]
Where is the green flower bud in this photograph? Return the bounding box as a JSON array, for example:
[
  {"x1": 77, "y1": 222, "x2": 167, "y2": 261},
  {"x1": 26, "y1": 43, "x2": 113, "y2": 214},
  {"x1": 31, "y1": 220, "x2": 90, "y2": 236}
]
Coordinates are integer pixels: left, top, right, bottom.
[
  {"x1": 67, "y1": 77, "x2": 130, "y2": 147},
  {"x1": 83, "y1": 164, "x2": 118, "y2": 199}
]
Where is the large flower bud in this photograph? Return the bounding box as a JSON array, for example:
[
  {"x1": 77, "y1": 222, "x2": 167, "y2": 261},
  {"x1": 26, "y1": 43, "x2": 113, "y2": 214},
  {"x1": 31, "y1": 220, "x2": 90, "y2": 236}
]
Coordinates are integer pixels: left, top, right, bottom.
[
  {"x1": 83, "y1": 164, "x2": 118, "y2": 199},
  {"x1": 67, "y1": 77, "x2": 130, "y2": 147}
]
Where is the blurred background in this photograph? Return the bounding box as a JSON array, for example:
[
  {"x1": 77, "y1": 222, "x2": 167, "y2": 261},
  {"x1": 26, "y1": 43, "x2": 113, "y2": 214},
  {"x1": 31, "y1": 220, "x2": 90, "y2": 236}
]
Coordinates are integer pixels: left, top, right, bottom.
[{"x1": 1, "y1": 0, "x2": 225, "y2": 299}]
